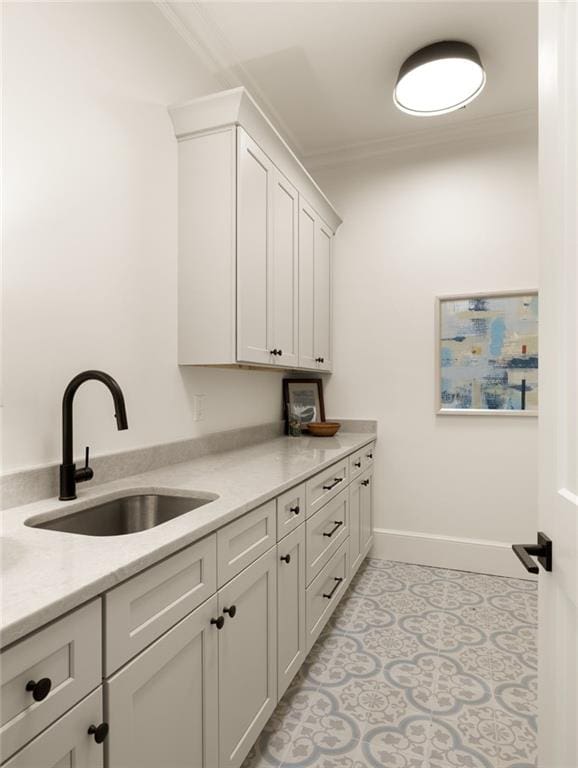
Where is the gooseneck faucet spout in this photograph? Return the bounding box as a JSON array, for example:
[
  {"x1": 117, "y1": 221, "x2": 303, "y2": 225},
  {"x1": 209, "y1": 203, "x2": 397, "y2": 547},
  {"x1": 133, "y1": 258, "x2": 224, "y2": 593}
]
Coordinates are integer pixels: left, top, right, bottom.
[{"x1": 59, "y1": 370, "x2": 128, "y2": 500}]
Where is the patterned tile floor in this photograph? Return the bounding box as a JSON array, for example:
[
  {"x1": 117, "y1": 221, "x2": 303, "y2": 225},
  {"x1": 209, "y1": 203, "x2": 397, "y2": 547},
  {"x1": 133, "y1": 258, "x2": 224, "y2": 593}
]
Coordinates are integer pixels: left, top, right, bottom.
[{"x1": 242, "y1": 558, "x2": 538, "y2": 768}]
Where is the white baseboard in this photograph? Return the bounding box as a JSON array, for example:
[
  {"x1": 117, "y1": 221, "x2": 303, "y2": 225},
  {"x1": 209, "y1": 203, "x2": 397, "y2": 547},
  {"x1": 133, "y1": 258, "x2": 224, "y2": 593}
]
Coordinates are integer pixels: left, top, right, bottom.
[{"x1": 371, "y1": 528, "x2": 536, "y2": 581}]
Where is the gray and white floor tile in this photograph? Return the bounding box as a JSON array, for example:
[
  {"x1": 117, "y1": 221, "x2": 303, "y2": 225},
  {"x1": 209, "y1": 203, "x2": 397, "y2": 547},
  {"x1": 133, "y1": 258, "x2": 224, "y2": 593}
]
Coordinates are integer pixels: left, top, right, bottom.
[{"x1": 242, "y1": 559, "x2": 538, "y2": 768}]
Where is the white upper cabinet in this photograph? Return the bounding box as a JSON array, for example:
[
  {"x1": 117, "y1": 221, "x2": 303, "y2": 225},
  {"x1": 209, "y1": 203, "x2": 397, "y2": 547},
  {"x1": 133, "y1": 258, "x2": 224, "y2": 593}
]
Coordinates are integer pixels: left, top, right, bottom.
[
  {"x1": 299, "y1": 199, "x2": 333, "y2": 371},
  {"x1": 270, "y1": 169, "x2": 299, "y2": 368},
  {"x1": 169, "y1": 87, "x2": 341, "y2": 372},
  {"x1": 237, "y1": 129, "x2": 274, "y2": 365},
  {"x1": 314, "y1": 219, "x2": 333, "y2": 371}
]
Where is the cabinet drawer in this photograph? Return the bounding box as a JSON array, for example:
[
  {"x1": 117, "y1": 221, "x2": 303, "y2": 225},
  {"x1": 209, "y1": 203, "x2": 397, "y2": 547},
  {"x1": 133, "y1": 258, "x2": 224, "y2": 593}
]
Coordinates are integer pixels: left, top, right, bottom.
[
  {"x1": 2, "y1": 687, "x2": 104, "y2": 768},
  {"x1": 0, "y1": 600, "x2": 101, "y2": 763},
  {"x1": 361, "y1": 441, "x2": 376, "y2": 471},
  {"x1": 306, "y1": 540, "x2": 349, "y2": 652},
  {"x1": 348, "y1": 450, "x2": 364, "y2": 481},
  {"x1": 305, "y1": 488, "x2": 349, "y2": 584},
  {"x1": 217, "y1": 500, "x2": 276, "y2": 587},
  {"x1": 276, "y1": 483, "x2": 305, "y2": 541},
  {"x1": 305, "y1": 459, "x2": 348, "y2": 518},
  {"x1": 104, "y1": 534, "x2": 217, "y2": 675}
]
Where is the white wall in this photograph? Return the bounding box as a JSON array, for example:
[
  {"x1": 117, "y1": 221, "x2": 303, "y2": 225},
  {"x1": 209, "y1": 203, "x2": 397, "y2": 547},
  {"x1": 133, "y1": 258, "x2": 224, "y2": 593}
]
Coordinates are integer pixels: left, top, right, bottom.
[
  {"x1": 1, "y1": 2, "x2": 284, "y2": 472},
  {"x1": 314, "y1": 130, "x2": 539, "y2": 574}
]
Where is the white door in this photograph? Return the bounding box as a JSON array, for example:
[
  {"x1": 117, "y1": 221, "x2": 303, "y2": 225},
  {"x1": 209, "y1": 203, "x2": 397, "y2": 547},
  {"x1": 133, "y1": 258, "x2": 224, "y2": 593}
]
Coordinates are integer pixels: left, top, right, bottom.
[
  {"x1": 2, "y1": 688, "x2": 103, "y2": 768},
  {"x1": 106, "y1": 597, "x2": 219, "y2": 768},
  {"x1": 314, "y1": 219, "x2": 333, "y2": 372},
  {"x1": 218, "y1": 548, "x2": 277, "y2": 768},
  {"x1": 277, "y1": 524, "x2": 307, "y2": 698},
  {"x1": 298, "y1": 199, "x2": 317, "y2": 369},
  {"x1": 538, "y1": 3, "x2": 578, "y2": 766},
  {"x1": 237, "y1": 128, "x2": 273, "y2": 365},
  {"x1": 271, "y1": 170, "x2": 299, "y2": 368}
]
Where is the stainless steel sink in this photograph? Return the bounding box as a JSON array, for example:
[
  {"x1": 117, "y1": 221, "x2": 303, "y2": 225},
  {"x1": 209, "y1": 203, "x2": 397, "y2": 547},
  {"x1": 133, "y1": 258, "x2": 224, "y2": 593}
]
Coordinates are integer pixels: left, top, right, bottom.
[{"x1": 26, "y1": 493, "x2": 217, "y2": 536}]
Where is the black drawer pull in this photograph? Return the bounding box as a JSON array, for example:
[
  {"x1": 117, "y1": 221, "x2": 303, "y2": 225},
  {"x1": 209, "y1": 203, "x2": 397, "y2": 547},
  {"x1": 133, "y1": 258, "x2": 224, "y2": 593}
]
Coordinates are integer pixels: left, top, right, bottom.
[
  {"x1": 88, "y1": 723, "x2": 109, "y2": 744},
  {"x1": 26, "y1": 678, "x2": 52, "y2": 702},
  {"x1": 315, "y1": 356, "x2": 325, "y2": 363},
  {"x1": 322, "y1": 577, "x2": 343, "y2": 600},
  {"x1": 354, "y1": 461, "x2": 361, "y2": 468},
  {"x1": 211, "y1": 616, "x2": 225, "y2": 630},
  {"x1": 280, "y1": 554, "x2": 291, "y2": 564},
  {"x1": 290, "y1": 505, "x2": 300, "y2": 515},
  {"x1": 223, "y1": 605, "x2": 236, "y2": 618},
  {"x1": 366, "y1": 452, "x2": 373, "y2": 459},
  {"x1": 322, "y1": 477, "x2": 343, "y2": 491},
  {"x1": 323, "y1": 520, "x2": 343, "y2": 538},
  {"x1": 361, "y1": 479, "x2": 370, "y2": 487}
]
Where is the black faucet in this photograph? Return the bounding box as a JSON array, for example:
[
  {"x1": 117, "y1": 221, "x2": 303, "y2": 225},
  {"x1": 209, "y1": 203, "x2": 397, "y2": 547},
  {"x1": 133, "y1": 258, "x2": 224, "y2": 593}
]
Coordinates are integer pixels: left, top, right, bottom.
[{"x1": 59, "y1": 370, "x2": 128, "y2": 500}]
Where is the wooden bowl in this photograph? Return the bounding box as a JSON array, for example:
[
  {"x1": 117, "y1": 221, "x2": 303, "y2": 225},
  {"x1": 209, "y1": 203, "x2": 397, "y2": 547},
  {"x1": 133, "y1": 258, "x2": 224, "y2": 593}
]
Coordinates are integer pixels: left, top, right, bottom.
[{"x1": 306, "y1": 421, "x2": 341, "y2": 437}]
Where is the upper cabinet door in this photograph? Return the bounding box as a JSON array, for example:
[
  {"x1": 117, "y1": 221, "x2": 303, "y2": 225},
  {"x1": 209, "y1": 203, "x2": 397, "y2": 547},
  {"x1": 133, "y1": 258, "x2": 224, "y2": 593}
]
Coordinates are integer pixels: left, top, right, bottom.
[
  {"x1": 237, "y1": 128, "x2": 273, "y2": 365},
  {"x1": 298, "y1": 200, "x2": 317, "y2": 369},
  {"x1": 314, "y1": 219, "x2": 333, "y2": 371},
  {"x1": 299, "y1": 199, "x2": 334, "y2": 371},
  {"x1": 271, "y1": 170, "x2": 299, "y2": 367}
]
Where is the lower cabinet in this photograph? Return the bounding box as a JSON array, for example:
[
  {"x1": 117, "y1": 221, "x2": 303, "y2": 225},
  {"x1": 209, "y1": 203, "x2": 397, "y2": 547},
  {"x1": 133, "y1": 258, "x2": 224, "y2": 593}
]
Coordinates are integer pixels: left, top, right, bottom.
[
  {"x1": 105, "y1": 596, "x2": 219, "y2": 768},
  {"x1": 349, "y1": 470, "x2": 374, "y2": 578},
  {"x1": 360, "y1": 470, "x2": 374, "y2": 557},
  {"x1": 3, "y1": 688, "x2": 104, "y2": 768},
  {"x1": 217, "y1": 547, "x2": 277, "y2": 768},
  {"x1": 5, "y1": 448, "x2": 376, "y2": 768},
  {"x1": 277, "y1": 524, "x2": 307, "y2": 699}
]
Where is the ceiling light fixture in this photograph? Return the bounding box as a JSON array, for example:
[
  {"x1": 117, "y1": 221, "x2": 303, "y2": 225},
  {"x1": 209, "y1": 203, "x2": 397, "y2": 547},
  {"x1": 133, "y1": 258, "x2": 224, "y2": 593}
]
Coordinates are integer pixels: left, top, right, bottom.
[{"x1": 394, "y1": 40, "x2": 486, "y2": 116}]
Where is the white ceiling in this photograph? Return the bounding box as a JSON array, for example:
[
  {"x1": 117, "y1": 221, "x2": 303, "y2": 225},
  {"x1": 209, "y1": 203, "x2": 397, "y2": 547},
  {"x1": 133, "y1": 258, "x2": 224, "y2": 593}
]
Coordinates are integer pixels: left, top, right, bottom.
[{"x1": 166, "y1": 1, "x2": 537, "y2": 162}]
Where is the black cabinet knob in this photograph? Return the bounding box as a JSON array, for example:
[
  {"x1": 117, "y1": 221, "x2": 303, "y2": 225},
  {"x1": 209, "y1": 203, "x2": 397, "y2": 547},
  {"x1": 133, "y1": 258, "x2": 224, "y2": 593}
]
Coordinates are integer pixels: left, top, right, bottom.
[
  {"x1": 278, "y1": 349, "x2": 283, "y2": 356},
  {"x1": 367, "y1": 453, "x2": 373, "y2": 459},
  {"x1": 354, "y1": 461, "x2": 361, "y2": 468},
  {"x1": 223, "y1": 605, "x2": 237, "y2": 618},
  {"x1": 88, "y1": 723, "x2": 109, "y2": 744},
  {"x1": 315, "y1": 357, "x2": 325, "y2": 363},
  {"x1": 280, "y1": 554, "x2": 291, "y2": 564},
  {"x1": 361, "y1": 479, "x2": 370, "y2": 487},
  {"x1": 211, "y1": 616, "x2": 225, "y2": 630},
  {"x1": 290, "y1": 505, "x2": 300, "y2": 515},
  {"x1": 270, "y1": 349, "x2": 283, "y2": 356},
  {"x1": 26, "y1": 678, "x2": 52, "y2": 702}
]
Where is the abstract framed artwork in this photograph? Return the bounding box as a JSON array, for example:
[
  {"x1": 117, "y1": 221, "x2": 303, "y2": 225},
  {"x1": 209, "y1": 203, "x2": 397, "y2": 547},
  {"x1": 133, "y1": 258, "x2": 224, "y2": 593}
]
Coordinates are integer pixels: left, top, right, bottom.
[{"x1": 436, "y1": 290, "x2": 539, "y2": 416}]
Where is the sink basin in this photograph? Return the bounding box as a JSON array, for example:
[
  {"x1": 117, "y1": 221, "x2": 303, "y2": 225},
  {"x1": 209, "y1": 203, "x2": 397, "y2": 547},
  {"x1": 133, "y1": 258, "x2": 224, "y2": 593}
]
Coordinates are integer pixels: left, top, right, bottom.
[{"x1": 26, "y1": 492, "x2": 217, "y2": 536}]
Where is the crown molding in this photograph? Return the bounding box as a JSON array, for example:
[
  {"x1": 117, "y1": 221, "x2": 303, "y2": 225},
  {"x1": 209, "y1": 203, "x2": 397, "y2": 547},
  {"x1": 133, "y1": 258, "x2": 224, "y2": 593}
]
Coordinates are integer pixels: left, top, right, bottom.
[
  {"x1": 154, "y1": 1, "x2": 306, "y2": 157},
  {"x1": 304, "y1": 108, "x2": 538, "y2": 170}
]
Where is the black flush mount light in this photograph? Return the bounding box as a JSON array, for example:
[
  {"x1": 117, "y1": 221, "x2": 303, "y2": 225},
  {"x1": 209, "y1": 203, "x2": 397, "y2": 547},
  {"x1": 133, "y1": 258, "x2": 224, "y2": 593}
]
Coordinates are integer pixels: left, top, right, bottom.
[{"x1": 394, "y1": 40, "x2": 486, "y2": 116}]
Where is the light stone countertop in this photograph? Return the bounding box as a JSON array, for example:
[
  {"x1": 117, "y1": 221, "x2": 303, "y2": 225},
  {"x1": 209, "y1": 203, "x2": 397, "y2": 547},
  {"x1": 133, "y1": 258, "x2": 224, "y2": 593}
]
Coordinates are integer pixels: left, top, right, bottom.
[{"x1": 0, "y1": 432, "x2": 374, "y2": 649}]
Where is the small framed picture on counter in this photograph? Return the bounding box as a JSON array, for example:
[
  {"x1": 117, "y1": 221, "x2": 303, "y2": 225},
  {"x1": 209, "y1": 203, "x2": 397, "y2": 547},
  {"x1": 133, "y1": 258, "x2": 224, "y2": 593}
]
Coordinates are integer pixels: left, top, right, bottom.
[{"x1": 283, "y1": 378, "x2": 325, "y2": 431}]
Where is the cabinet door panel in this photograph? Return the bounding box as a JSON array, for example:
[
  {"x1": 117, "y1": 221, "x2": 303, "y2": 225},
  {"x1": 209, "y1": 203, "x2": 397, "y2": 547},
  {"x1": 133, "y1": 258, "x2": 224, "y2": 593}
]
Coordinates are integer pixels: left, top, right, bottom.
[
  {"x1": 314, "y1": 220, "x2": 333, "y2": 371},
  {"x1": 106, "y1": 597, "x2": 218, "y2": 768},
  {"x1": 271, "y1": 171, "x2": 299, "y2": 367},
  {"x1": 360, "y1": 471, "x2": 374, "y2": 557},
  {"x1": 218, "y1": 548, "x2": 277, "y2": 768},
  {"x1": 2, "y1": 688, "x2": 103, "y2": 768},
  {"x1": 349, "y1": 478, "x2": 363, "y2": 578},
  {"x1": 237, "y1": 128, "x2": 272, "y2": 364},
  {"x1": 277, "y1": 524, "x2": 306, "y2": 698},
  {"x1": 298, "y1": 200, "x2": 317, "y2": 369}
]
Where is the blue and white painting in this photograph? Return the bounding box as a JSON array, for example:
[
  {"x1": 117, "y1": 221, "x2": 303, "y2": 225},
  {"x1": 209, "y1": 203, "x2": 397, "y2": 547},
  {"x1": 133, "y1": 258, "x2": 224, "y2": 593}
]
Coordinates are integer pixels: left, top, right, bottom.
[{"x1": 439, "y1": 292, "x2": 538, "y2": 413}]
